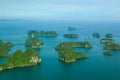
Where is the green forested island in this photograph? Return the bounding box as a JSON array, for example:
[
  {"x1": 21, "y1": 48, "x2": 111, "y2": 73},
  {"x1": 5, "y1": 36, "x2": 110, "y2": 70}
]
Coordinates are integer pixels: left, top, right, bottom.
[
  {"x1": 0, "y1": 38, "x2": 42, "y2": 71},
  {"x1": 104, "y1": 43, "x2": 120, "y2": 50},
  {"x1": 28, "y1": 30, "x2": 58, "y2": 38},
  {"x1": 25, "y1": 38, "x2": 43, "y2": 49},
  {"x1": 100, "y1": 38, "x2": 114, "y2": 44},
  {"x1": 0, "y1": 40, "x2": 13, "y2": 57},
  {"x1": 0, "y1": 48, "x2": 41, "y2": 71},
  {"x1": 55, "y1": 41, "x2": 92, "y2": 63},
  {"x1": 63, "y1": 34, "x2": 79, "y2": 38}
]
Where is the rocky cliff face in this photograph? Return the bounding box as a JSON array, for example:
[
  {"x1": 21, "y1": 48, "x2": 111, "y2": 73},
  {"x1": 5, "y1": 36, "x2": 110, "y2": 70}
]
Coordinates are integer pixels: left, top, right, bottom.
[{"x1": 30, "y1": 56, "x2": 41, "y2": 63}]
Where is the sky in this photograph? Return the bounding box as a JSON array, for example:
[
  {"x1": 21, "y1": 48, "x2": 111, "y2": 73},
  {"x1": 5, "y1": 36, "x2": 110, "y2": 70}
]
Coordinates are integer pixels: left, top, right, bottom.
[{"x1": 0, "y1": 0, "x2": 120, "y2": 21}]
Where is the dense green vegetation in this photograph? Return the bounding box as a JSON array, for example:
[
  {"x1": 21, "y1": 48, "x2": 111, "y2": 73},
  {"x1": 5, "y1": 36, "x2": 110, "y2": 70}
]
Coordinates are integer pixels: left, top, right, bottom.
[
  {"x1": 28, "y1": 30, "x2": 58, "y2": 38},
  {"x1": 0, "y1": 40, "x2": 13, "y2": 57},
  {"x1": 63, "y1": 34, "x2": 79, "y2": 38},
  {"x1": 0, "y1": 38, "x2": 42, "y2": 71},
  {"x1": 0, "y1": 48, "x2": 41, "y2": 71},
  {"x1": 55, "y1": 41, "x2": 92, "y2": 63},
  {"x1": 25, "y1": 38, "x2": 43, "y2": 49}
]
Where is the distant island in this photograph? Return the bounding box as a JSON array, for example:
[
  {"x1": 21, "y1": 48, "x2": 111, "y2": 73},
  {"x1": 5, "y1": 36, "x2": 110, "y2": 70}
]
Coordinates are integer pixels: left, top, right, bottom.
[
  {"x1": 0, "y1": 40, "x2": 13, "y2": 57},
  {"x1": 25, "y1": 38, "x2": 43, "y2": 49},
  {"x1": 100, "y1": 38, "x2": 120, "y2": 50},
  {"x1": 55, "y1": 41, "x2": 92, "y2": 63},
  {"x1": 100, "y1": 38, "x2": 120, "y2": 56},
  {"x1": 93, "y1": 33, "x2": 100, "y2": 38},
  {"x1": 28, "y1": 30, "x2": 58, "y2": 38},
  {"x1": 0, "y1": 48, "x2": 41, "y2": 71},
  {"x1": 100, "y1": 38, "x2": 114, "y2": 44},
  {"x1": 68, "y1": 27, "x2": 76, "y2": 30},
  {"x1": 105, "y1": 33, "x2": 113, "y2": 38},
  {"x1": 63, "y1": 34, "x2": 79, "y2": 38},
  {"x1": 104, "y1": 43, "x2": 120, "y2": 50}
]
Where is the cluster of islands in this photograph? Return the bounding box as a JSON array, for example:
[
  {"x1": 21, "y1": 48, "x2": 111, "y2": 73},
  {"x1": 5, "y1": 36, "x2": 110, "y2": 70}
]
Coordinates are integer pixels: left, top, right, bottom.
[
  {"x1": 0, "y1": 27, "x2": 120, "y2": 71},
  {"x1": 0, "y1": 38, "x2": 41, "y2": 71}
]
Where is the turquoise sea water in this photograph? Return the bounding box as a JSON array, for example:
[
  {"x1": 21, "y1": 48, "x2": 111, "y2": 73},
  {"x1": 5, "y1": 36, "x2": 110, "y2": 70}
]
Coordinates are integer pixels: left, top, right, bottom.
[{"x1": 0, "y1": 20, "x2": 120, "y2": 80}]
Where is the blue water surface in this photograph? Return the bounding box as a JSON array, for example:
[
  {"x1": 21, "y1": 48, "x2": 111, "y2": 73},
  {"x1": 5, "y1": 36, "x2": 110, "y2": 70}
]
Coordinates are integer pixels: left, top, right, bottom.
[{"x1": 0, "y1": 20, "x2": 120, "y2": 80}]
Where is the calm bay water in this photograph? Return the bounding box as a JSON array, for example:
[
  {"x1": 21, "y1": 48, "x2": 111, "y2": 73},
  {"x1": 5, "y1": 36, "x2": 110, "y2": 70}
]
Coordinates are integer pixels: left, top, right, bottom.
[{"x1": 0, "y1": 20, "x2": 120, "y2": 80}]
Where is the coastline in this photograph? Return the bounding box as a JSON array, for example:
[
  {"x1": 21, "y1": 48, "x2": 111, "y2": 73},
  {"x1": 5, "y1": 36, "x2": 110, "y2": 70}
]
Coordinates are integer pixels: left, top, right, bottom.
[{"x1": 0, "y1": 58, "x2": 41, "y2": 71}]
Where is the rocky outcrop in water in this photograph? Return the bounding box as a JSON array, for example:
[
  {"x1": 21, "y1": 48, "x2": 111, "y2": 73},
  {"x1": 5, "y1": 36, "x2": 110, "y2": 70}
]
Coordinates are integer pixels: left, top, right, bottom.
[
  {"x1": 106, "y1": 34, "x2": 113, "y2": 38},
  {"x1": 93, "y1": 33, "x2": 100, "y2": 38}
]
